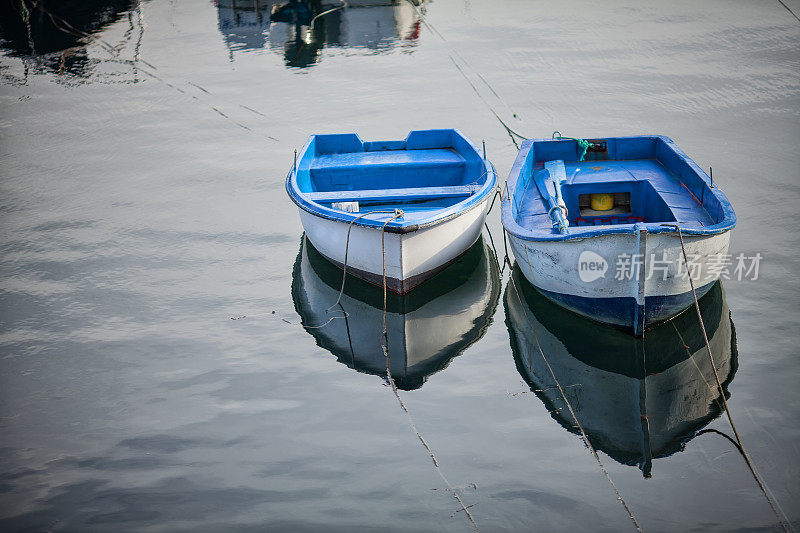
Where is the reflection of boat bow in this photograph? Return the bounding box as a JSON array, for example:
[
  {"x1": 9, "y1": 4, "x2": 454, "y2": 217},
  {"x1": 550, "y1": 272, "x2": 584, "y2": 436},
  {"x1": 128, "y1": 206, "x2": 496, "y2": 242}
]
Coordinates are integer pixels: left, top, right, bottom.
[
  {"x1": 505, "y1": 268, "x2": 737, "y2": 476},
  {"x1": 292, "y1": 236, "x2": 500, "y2": 390}
]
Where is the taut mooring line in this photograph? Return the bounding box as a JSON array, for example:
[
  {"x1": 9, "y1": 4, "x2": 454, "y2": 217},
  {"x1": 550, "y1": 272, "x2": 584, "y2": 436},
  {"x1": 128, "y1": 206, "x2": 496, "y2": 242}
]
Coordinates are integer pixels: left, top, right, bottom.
[
  {"x1": 776, "y1": 0, "x2": 800, "y2": 22},
  {"x1": 325, "y1": 209, "x2": 401, "y2": 313},
  {"x1": 376, "y1": 211, "x2": 480, "y2": 531},
  {"x1": 507, "y1": 263, "x2": 643, "y2": 532},
  {"x1": 403, "y1": 0, "x2": 528, "y2": 149},
  {"x1": 662, "y1": 223, "x2": 791, "y2": 533}
]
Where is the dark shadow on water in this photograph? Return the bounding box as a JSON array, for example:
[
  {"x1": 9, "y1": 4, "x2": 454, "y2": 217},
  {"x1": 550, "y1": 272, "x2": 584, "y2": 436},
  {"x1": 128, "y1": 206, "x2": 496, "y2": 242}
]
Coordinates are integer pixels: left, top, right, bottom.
[
  {"x1": 216, "y1": 0, "x2": 423, "y2": 68},
  {"x1": 291, "y1": 234, "x2": 500, "y2": 390},
  {"x1": 0, "y1": 0, "x2": 138, "y2": 78},
  {"x1": 505, "y1": 265, "x2": 738, "y2": 477}
]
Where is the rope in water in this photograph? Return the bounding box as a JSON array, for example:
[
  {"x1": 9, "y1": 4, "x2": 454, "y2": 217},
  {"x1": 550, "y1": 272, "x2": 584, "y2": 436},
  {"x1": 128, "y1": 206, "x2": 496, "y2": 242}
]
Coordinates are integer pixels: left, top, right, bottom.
[
  {"x1": 662, "y1": 224, "x2": 791, "y2": 533},
  {"x1": 295, "y1": 210, "x2": 404, "y2": 329},
  {"x1": 638, "y1": 296, "x2": 653, "y2": 478},
  {"x1": 483, "y1": 187, "x2": 510, "y2": 275},
  {"x1": 776, "y1": 0, "x2": 800, "y2": 22},
  {"x1": 402, "y1": 0, "x2": 529, "y2": 149},
  {"x1": 376, "y1": 212, "x2": 481, "y2": 531},
  {"x1": 325, "y1": 209, "x2": 402, "y2": 313},
  {"x1": 668, "y1": 318, "x2": 783, "y2": 506},
  {"x1": 380, "y1": 211, "x2": 406, "y2": 335},
  {"x1": 483, "y1": 222, "x2": 507, "y2": 276},
  {"x1": 505, "y1": 246, "x2": 644, "y2": 532},
  {"x1": 308, "y1": 208, "x2": 480, "y2": 528}
]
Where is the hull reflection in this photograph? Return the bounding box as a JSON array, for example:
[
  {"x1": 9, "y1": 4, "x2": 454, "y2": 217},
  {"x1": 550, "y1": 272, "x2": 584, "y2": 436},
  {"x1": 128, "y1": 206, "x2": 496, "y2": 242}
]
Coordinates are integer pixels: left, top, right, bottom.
[
  {"x1": 292, "y1": 235, "x2": 500, "y2": 390},
  {"x1": 505, "y1": 266, "x2": 737, "y2": 477},
  {"x1": 0, "y1": 0, "x2": 139, "y2": 78},
  {"x1": 216, "y1": 0, "x2": 422, "y2": 67}
]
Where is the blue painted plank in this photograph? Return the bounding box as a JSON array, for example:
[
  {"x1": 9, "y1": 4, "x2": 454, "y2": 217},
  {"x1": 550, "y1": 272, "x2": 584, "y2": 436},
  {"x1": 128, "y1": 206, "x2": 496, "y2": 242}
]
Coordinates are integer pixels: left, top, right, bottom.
[
  {"x1": 306, "y1": 184, "x2": 482, "y2": 203},
  {"x1": 310, "y1": 148, "x2": 464, "y2": 170}
]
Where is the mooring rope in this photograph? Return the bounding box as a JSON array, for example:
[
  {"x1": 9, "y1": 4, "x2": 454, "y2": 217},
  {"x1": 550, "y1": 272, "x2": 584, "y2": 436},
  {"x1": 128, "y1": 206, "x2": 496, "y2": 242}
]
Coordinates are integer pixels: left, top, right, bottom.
[
  {"x1": 402, "y1": 0, "x2": 529, "y2": 149},
  {"x1": 667, "y1": 320, "x2": 763, "y2": 474},
  {"x1": 374, "y1": 211, "x2": 480, "y2": 531},
  {"x1": 302, "y1": 210, "x2": 404, "y2": 329},
  {"x1": 379, "y1": 211, "x2": 406, "y2": 335},
  {"x1": 506, "y1": 246, "x2": 643, "y2": 532},
  {"x1": 485, "y1": 188, "x2": 503, "y2": 217},
  {"x1": 551, "y1": 132, "x2": 594, "y2": 161},
  {"x1": 669, "y1": 319, "x2": 734, "y2": 423},
  {"x1": 482, "y1": 188, "x2": 509, "y2": 276},
  {"x1": 293, "y1": 211, "x2": 480, "y2": 528},
  {"x1": 776, "y1": 0, "x2": 800, "y2": 22},
  {"x1": 325, "y1": 210, "x2": 401, "y2": 313},
  {"x1": 483, "y1": 222, "x2": 507, "y2": 276},
  {"x1": 638, "y1": 299, "x2": 654, "y2": 479},
  {"x1": 662, "y1": 224, "x2": 791, "y2": 532}
]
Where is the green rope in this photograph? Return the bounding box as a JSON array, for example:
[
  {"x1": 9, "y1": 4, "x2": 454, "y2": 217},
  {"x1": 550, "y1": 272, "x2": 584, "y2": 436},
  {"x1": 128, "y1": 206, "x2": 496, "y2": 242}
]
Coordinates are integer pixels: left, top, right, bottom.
[{"x1": 552, "y1": 132, "x2": 591, "y2": 161}]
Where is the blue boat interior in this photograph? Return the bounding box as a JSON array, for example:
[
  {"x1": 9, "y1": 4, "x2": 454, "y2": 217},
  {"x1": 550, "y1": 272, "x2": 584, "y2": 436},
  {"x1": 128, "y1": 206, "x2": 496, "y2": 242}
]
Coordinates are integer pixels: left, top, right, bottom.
[
  {"x1": 510, "y1": 136, "x2": 732, "y2": 236},
  {"x1": 293, "y1": 130, "x2": 490, "y2": 217}
]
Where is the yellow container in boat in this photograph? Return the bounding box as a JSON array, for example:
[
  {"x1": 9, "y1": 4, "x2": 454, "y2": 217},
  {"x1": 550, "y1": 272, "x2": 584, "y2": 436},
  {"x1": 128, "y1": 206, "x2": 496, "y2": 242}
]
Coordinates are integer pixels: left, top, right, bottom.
[{"x1": 590, "y1": 193, "x2": 614, "y2": 211}]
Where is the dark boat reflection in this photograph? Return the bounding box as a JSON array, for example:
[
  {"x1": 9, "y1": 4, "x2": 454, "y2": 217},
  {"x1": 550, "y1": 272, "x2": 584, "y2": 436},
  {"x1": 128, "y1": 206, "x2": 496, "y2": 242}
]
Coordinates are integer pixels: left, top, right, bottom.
[
  {"x1": 0, "y1": 0, "x2": 139, "y2": 78},
  {"x1": 216, "y1": 0, "x2": 422, "y2": 68},
  {"x1": 505, "y1": 266, "x2": 737, "y2": 477},
  {"x1": 292, "y1": 235, "x2": 500, "y2": 390}
]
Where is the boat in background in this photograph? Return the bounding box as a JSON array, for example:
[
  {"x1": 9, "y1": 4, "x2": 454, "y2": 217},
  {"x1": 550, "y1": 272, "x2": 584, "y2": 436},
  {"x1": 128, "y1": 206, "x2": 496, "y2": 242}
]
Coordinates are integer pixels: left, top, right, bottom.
[
  {"x1": 506, "y1": 266, "x2": 737, "y2": 477},
  {"x1": 287, "y1": 129, "x2": 497, "y2": 293},
  {"x1": 501, "y1": 135, "x2": 736, "y2": 335},
  {"x1": 216, "y1": 0, "x2": 422, "y2": 68},
  {"x1": 292, "y1": 235, "x2": 500, "y2": 390}
]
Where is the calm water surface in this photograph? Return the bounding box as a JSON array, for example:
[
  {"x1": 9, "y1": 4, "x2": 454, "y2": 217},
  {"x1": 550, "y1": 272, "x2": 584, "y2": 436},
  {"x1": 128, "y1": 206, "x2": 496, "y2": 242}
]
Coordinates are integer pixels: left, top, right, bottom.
[{"x1": 1, "y1": 0, "x2": 798, "y2": 531}]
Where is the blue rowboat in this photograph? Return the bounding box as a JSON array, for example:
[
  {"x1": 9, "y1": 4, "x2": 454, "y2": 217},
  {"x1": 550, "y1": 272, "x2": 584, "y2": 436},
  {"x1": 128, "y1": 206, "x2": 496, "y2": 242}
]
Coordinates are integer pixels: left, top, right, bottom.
[
  {"x1": 287, "y1": 129, "x2": 497, "y2": 293},
  {"x1": 501, "y1": 135, "x2": 736, "y2": 335}
]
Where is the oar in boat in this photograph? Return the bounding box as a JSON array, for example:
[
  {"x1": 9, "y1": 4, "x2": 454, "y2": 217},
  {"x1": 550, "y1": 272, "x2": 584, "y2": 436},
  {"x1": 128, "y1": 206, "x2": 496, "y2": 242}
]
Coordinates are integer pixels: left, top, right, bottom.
[{"x1": 533, "y1": 159, "x2": 569, "y2": 233}]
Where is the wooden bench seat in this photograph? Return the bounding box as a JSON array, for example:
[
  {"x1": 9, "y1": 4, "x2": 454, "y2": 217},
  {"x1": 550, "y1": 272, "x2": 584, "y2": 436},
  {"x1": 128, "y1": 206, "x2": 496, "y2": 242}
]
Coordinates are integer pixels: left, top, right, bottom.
[{"x1": 306, "y1": 184, "x2": 483, "y2": 203}]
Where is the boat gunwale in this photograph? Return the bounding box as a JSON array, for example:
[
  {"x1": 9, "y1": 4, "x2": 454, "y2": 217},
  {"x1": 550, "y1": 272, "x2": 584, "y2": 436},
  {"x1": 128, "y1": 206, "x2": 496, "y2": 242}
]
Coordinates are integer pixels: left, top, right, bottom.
[
  {"x1": 286, "y1": 129, "x2": 497, "y2": 233},
  {"x1": 500, "y1": 135, "x2": 737, "y2": 242}
]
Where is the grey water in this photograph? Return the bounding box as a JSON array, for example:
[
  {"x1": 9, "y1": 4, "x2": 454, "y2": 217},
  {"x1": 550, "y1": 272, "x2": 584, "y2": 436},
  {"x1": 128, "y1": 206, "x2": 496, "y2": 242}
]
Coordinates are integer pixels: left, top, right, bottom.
[{"x1": 1, "y1": 0, "x2": 798, "y2": 531}]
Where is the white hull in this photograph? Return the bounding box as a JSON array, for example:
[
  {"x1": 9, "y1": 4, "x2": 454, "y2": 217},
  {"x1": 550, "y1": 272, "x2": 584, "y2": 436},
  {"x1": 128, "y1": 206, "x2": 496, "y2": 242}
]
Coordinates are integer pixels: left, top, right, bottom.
[
  {"x1": 299, "y1": 200, "x2": 491, "y2": 293},
  {"x1": 509, "y1": 228, "x2": 731, "y2": 333}
]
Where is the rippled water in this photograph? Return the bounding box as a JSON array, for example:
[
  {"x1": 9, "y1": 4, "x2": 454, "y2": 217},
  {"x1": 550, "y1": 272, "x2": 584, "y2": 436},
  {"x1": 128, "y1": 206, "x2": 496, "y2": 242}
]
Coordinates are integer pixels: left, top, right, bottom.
[{"x1": 1, "y1": 0, "x2": 799, "y2": 531}]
